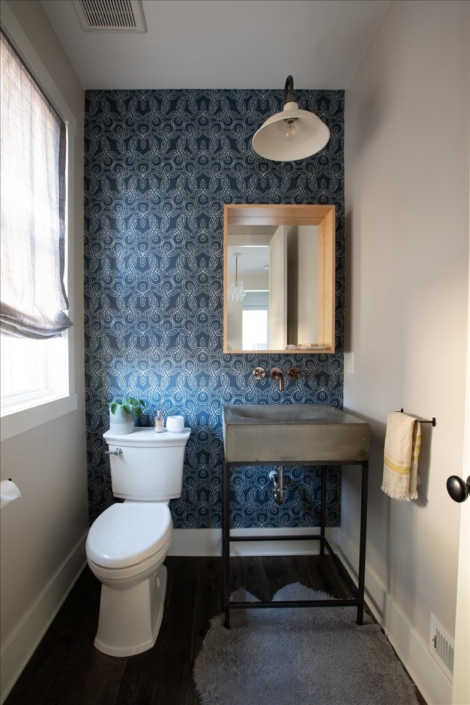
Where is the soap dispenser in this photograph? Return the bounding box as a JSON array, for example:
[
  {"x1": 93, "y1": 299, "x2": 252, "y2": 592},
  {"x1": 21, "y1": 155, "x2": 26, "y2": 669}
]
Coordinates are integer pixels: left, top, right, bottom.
[{"x1": 155, "y1": 410, "x2": 164, "y2": 433}]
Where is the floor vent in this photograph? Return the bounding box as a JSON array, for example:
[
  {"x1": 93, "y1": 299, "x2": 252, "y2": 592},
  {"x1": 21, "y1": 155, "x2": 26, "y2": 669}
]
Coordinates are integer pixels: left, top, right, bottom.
[
  {"x1": 429, "y1": 614, "x2": 454, "y2": 682},
  {"x1": 73, "y1": 0, "x2": 147, "y2": 32}
]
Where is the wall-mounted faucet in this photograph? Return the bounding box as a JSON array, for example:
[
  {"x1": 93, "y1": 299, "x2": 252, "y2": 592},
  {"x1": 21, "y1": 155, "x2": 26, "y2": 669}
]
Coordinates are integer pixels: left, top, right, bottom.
[
  {"x1": 253, "y1": 366, "x2": 302, "y2": 391},
  {"x1": 270, "y1": 367, "x2": 284, "y2": 391},
  {"x1": 269, "y1": 467, "x2": 286, "y2": 505}
]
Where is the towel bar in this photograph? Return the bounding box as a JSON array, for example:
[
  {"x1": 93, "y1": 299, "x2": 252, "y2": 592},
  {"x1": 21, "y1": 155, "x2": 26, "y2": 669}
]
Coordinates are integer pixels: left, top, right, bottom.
[{"x1": 399, "y1": 409, "x2": 436, "y2": 427}]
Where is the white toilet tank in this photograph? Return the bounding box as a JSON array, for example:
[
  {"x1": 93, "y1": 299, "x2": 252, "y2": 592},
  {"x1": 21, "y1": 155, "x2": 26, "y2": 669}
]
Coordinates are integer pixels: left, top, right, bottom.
[{"x1": 103, "y1": 427, "x2": 190, "y2": 501}]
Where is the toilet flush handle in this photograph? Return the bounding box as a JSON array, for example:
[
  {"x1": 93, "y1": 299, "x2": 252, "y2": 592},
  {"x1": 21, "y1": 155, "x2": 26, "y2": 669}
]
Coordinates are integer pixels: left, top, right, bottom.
[{"x1": 105, "y1": 448, "x2": 122, "y2": 456}]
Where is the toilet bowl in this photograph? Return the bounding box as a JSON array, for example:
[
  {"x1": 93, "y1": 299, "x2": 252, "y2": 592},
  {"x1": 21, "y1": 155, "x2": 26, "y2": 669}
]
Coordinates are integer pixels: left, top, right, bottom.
[
  {"x1": 86, "y1": 502, "x2": 172, "y2": 656},
  {"x1": 86, "y1": 427, "x2": 190, "y2": 656}
]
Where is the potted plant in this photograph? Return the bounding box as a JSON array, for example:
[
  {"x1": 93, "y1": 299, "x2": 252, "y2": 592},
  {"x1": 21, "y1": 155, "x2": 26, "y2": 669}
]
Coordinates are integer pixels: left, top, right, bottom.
[{"x1": 105, "y1": 397, "x2": 145, "y2": 435}]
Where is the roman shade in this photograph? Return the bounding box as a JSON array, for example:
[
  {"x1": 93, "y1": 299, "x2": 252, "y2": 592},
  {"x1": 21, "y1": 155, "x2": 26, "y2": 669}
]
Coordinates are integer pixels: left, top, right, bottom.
[{"x1": 0, "y1": 30, "x2": 72, "y2": 338}]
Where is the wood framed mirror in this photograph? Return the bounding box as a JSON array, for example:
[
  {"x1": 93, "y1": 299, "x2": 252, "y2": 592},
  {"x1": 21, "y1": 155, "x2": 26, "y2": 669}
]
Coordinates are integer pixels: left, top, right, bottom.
[{"x1": 223, "y1": 204, "x2": 335, "y2": 354}]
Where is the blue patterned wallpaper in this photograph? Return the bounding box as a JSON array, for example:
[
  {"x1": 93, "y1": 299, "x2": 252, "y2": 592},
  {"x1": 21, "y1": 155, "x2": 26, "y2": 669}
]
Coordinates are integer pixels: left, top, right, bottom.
[{"x1": 84, "y1": 89, "x2": 344, "y2": 528}]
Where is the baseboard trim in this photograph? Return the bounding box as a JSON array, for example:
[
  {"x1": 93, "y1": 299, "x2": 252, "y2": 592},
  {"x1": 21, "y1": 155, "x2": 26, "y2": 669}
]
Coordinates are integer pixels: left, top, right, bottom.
[
  {"x1": 0, "y1": 531, "x2": 87, "y2": 705},
  {"x1": 336, "y1": 529, "x2": 452, "y2": 705},
  {"x1": 168, "y1": 527, "x2": 338, "y2": 557}
]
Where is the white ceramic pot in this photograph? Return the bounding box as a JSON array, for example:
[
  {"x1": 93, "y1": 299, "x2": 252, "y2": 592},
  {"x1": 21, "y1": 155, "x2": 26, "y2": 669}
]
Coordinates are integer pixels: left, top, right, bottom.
[
  {"x1": 109, "y1": 407, "x2": 134, "y2": 435},
  {"x1": 166, "y1": 415, "x2": 184, "y2": 433}
]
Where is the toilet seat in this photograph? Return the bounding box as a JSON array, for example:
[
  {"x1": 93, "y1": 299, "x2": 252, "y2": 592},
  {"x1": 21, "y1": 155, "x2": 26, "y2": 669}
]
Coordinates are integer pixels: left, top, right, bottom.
[
  {"x1": 88, "y1": 538, "x2": 171, "y2": 584},
  {"x1": 86, "y1": 502, "x2": 172, "y2": 569}
]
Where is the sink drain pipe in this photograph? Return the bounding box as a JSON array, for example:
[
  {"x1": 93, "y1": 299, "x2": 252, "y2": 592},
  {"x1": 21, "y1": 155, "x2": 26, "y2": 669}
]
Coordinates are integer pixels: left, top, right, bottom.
[{"x1": 269, "y1": 467, "x2": 285, "y2": 505}]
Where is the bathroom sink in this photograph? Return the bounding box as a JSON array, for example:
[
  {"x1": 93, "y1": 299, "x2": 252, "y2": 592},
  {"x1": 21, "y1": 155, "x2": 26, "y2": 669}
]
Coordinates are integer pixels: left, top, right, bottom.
[{"x1": 223, "y1": 404, "x2": 369, "y2": 464}]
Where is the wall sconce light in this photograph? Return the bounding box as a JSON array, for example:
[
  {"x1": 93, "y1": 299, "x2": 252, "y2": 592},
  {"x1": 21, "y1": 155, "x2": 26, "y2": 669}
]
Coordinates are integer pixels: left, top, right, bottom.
[{"x1": 252, "y1": 75, "x2": 330, "y2": 162}]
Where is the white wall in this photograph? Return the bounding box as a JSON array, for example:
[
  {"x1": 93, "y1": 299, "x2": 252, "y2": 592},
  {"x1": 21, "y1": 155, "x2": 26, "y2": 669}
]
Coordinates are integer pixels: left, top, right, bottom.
[
  {"x1": 227, "y1": 297, "x2": 243, "y2": 350},
  {"x1": 0, "y1": 2, "x2": 88, "y2": 701},
  {"x1": 297, "y1": 225, "x2": 318, "y2": 344},
  {"x1": 344, "y1": 2, "x2": 469, "y2": 703}
]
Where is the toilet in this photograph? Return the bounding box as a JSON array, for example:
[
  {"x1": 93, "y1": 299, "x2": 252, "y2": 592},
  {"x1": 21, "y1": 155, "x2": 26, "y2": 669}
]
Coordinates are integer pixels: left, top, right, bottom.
[{"x1": 86, "y1": 426, "x2": 190, "y2": 657}]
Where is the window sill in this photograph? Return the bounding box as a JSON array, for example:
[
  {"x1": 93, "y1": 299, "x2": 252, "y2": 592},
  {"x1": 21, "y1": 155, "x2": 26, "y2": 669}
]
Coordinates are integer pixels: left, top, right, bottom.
[{"x1": 0, "y1": 394, "x2": 78, "y2": 442}]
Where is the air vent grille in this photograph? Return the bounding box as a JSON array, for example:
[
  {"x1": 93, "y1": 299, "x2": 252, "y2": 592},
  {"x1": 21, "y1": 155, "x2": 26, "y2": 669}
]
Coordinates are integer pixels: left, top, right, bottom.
[
  {"x1": 429, "y1": 614, "x2": 454, "y2": 682},
  {"x1": 73, "y1": 0, "x2": 146, "y2": 32}
]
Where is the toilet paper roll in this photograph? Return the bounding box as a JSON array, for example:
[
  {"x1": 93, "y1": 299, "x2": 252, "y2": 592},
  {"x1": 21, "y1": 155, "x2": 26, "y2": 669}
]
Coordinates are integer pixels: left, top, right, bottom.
[
  {"x1": 1, "y1": 480, "x2": 22, "y2": 509},
  {"x1": 166, "y1": 415, "x2": 184, "y2": 433}
]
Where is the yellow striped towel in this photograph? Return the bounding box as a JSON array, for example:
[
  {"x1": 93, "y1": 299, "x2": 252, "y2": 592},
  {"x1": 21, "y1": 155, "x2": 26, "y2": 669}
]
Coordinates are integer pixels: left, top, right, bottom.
[{"x1": 382, "y1": 411, "x2": 421, "y2": 501}]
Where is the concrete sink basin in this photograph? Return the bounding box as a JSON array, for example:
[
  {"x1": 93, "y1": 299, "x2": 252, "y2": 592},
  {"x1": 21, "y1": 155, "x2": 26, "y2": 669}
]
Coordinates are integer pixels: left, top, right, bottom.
[{"x1": 223, "y1": 404, "x2": 370, "y2": 464}]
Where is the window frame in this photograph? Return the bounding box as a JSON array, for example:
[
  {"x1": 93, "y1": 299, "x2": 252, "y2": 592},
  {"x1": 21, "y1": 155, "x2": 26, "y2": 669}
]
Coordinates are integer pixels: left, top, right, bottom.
[{"x1": 0, "y1": 4, "x2": 77, "y2": 441}]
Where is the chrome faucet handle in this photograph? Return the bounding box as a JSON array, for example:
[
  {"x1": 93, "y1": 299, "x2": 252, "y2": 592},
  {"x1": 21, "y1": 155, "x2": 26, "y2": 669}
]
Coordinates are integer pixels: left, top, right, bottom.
[
  {"x1": 105, "y1": 448, "x2": 123, "y2": 456},
  {"x1": 287, "y1": 367, "x2": 301, "y2": 380},
  {"x1": 252, "y1": 367, "x2": 266, "y2": 380}
]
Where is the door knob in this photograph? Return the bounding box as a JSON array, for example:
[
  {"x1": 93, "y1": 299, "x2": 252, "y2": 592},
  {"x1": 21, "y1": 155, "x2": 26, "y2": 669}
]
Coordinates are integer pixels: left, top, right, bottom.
[{"x1": 446, "y1": 475, "x2": 470, "y2": 503}]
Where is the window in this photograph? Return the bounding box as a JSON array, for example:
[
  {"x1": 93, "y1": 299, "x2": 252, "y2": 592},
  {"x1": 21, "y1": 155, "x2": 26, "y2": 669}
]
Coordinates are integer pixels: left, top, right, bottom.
[
  {"x1": 0, "y1": 23, "x2": 74, "y2": 422},
  {"x1": 242, "y1": 290, "x2": 269, "y2": 350},
  {"x1": 1, "y1": 336, "x2": 67, "y2": 410},
  {"x1": 242, "y1": 309, "x2": 268, "y2": 350}
]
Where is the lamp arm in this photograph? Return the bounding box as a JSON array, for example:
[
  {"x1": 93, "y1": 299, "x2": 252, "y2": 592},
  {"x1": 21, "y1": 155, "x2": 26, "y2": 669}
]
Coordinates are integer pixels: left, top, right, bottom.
[{"x1": 283, "y1": 76, "x2": 297, "y2": 106}]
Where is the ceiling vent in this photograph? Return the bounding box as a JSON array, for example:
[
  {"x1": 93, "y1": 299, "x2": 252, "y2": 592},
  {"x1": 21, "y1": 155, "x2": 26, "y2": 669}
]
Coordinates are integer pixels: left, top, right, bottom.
[{"x1": 73, "y1": 0, "x2": 147, "y2": 32}]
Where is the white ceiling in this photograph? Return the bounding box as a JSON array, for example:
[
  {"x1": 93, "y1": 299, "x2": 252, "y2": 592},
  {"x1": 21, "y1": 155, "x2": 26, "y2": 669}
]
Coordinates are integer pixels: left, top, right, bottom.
[
  {"x1": 40, "y1": 0, "x2": 388, "y2": 90},
  {"x1": 228, "y1": 245, "x2": 269, "y2": 277}
]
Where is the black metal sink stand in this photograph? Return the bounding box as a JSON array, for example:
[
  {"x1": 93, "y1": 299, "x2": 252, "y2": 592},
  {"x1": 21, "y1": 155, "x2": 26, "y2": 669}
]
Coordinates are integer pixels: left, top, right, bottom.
[{"x1": 222, "y1": 459, "x2": 369, "y2": 628}]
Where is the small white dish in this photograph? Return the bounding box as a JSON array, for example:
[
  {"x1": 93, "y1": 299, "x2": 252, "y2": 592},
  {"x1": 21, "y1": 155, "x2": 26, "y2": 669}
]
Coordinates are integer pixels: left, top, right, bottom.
[{"x1": 166, "y1": 415, "x2": 184, "y2": 433}]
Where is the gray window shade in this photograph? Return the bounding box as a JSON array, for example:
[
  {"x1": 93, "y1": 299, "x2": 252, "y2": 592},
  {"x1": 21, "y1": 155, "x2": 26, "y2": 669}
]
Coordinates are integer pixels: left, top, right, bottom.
[{"x1": 0, "y1": 30, "x2": 72, "y2": 339}]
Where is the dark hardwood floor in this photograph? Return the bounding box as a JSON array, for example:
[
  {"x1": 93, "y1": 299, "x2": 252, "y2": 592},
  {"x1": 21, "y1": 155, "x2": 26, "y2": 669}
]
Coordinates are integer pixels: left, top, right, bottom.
[{"x1": 5, "y1": 555, "x2": 425, "y2": 705}]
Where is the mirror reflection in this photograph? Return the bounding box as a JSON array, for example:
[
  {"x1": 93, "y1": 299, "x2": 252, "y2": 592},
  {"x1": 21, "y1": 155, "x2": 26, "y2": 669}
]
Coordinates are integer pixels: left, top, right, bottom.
[
  {"x1": 225, "y1": 206, "x2": 334, "y2": 352},
  {"x1": 227, "y1": 224, "x2": 320, "y2": 351}
]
